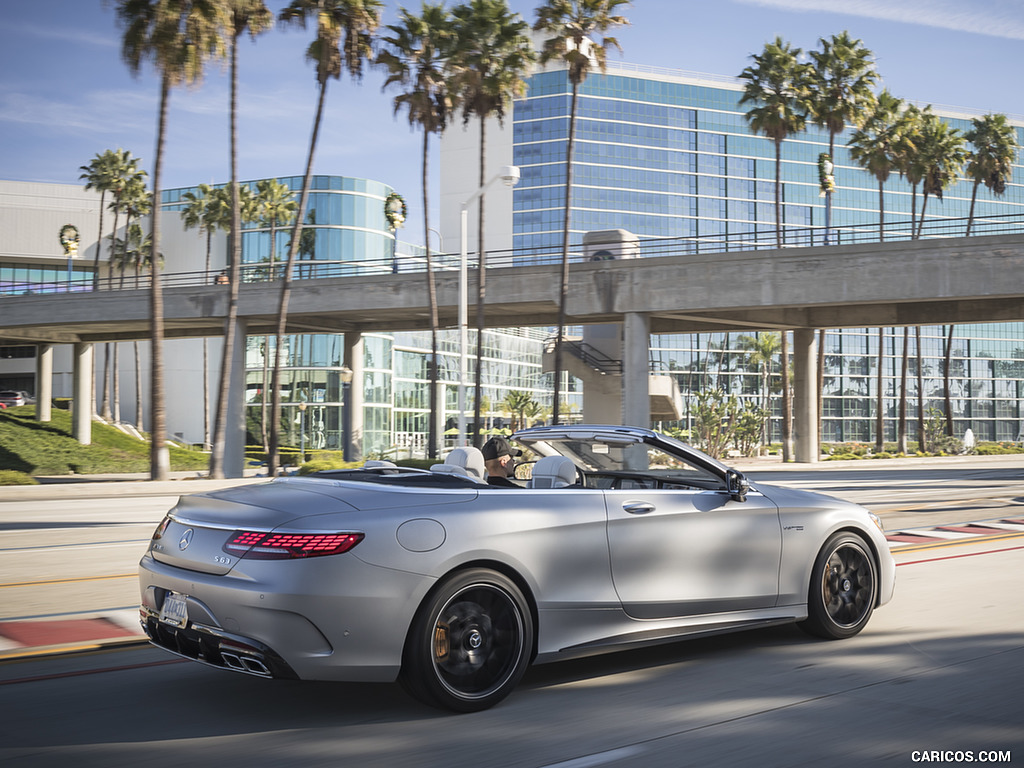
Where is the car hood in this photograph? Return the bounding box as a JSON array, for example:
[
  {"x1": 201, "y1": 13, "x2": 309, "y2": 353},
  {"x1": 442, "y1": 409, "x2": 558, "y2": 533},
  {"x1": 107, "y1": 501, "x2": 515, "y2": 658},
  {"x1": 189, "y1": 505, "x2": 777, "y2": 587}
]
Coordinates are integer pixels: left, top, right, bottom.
[{"x1": 752, "y1": 481, "x2": 866, "y2": 515}]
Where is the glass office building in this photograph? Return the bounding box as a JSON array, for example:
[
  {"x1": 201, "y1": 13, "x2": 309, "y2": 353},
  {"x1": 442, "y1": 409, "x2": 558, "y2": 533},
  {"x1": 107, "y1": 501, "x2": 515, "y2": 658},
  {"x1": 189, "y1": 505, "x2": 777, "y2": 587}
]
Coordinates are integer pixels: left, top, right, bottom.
[
  {"x1": 507, "y1": 63, "x2": 1024, "y2": 443},
  {"x1": 163, "y1": 176, "x2": 550, "y2": 456}
]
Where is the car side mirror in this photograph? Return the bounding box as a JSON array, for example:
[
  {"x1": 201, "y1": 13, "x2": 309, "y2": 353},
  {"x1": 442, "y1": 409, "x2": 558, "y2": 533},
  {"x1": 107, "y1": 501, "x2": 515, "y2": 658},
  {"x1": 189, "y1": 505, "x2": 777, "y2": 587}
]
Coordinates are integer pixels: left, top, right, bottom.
[{"x1": 727, "y1": 470, "x2": 749, "y2": 502}]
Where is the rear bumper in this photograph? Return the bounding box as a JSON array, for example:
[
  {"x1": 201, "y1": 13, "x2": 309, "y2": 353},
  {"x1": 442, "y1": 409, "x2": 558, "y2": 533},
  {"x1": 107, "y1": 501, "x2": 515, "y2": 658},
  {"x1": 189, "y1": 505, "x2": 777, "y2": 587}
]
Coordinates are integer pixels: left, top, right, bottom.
[
  {"x1": 138, "y1": 552, "x2": 429, "y2": 683},
  {"x1": 141, "y1": 605, "x2": 299, "y2": 679}
]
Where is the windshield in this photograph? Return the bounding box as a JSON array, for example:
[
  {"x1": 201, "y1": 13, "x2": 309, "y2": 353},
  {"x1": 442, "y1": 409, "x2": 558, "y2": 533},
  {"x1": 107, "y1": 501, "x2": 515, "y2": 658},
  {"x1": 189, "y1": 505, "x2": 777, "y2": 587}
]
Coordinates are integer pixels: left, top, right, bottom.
[{"x1": 519, "y1": 436, "x2": 723, "y2": 488}]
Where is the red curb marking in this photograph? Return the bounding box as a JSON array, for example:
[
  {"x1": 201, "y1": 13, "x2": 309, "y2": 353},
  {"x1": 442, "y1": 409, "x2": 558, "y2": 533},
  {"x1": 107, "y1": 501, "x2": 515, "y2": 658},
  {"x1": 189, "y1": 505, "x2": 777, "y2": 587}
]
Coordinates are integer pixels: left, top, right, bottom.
[{"x1": 0, "y1": 618, "x2": 140, "y2": 646}]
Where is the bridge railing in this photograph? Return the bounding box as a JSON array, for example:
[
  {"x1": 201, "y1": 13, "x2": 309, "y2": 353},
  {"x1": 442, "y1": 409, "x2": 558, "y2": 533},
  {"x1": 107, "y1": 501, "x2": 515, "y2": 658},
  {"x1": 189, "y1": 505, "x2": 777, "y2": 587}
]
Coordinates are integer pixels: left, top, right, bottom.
[{"x1": 4, "y1": 212, "x2": 1023, "y2": 297}]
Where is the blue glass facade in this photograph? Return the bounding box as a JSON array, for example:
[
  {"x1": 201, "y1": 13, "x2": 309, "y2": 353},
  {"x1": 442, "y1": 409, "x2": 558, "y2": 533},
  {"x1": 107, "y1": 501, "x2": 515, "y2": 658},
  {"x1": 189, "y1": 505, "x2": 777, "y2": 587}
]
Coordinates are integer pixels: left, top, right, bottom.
[
  {"x1": 512, "y1": 66, "x2": 1024, "y2": 443},
  {"x1": 164, "y1": 175, "x2": 551, "y2": 455}
]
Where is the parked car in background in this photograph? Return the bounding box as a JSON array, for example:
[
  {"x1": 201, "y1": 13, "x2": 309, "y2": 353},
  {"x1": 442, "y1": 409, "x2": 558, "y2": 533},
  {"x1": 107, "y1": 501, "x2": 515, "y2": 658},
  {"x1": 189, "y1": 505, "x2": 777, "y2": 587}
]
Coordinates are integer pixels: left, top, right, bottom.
[{"x1": 0, "y1": 390, "x2": 29, "y2": 407}]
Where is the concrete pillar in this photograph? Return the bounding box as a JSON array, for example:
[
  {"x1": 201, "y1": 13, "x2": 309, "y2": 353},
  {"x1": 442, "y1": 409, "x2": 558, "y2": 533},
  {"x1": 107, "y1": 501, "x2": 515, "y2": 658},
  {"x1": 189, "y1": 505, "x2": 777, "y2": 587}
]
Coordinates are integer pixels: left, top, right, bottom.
[
  {"x1": 622, "y1": 312, "x2": 651, "y2": 428},
  {"x1": 224, "y1": 320, "x2": 247, "y2": 478},
  {"x1": 35, "y1": 343, "x2": 53, "y2": 423},
  {"x1": 344, "y1": 332, "x2": 364, "y2": 462},
  {"x1": 793, "y1": 328, "x2": 819, "y2": 463},
  {"x1": 72, "y1": 342, "x2": 94, "y2": 445}
]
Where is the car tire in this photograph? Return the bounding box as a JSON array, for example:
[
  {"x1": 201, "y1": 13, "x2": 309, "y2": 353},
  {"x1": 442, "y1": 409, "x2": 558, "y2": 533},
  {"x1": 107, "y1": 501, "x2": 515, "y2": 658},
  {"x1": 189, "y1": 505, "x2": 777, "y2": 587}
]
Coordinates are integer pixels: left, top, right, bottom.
[
  {"x1": 401, "y1": 568, "x2": 533, "y2": 712},
  {"x1": 799, "y1": 531, "x2": 877, "y2": 640}
]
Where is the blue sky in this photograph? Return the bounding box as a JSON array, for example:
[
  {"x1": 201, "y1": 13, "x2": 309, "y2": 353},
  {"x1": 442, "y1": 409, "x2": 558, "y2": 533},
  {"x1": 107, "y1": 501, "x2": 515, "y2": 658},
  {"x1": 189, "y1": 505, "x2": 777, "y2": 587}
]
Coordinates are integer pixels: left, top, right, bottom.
[{"x1": 1, "y1": 0, "x2": 1022, "y2": 246}]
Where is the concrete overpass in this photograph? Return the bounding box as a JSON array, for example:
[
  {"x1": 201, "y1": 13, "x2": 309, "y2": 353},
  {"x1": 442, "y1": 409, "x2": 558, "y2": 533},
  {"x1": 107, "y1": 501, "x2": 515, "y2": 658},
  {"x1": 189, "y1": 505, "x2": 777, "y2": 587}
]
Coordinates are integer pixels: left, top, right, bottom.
[{"x1": 3, "y1": 232, "x2": 1023, "y2": 470}]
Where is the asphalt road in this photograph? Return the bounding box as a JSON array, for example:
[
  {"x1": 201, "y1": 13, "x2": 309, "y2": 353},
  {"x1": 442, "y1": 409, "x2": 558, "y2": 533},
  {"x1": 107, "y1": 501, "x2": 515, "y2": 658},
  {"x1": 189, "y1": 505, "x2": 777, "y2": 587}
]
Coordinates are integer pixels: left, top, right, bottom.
[
  {"x1": 0, "y1": 457, "x2": 1021, "y2": 766},
  {"x1": 0, "y1": 537, "x2": 1021, "y2": 767}
]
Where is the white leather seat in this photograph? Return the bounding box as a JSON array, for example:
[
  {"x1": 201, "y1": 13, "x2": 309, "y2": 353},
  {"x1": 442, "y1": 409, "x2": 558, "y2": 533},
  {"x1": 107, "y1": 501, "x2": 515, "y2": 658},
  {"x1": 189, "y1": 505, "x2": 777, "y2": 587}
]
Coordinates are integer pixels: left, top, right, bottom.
[
  {"x1": 443, "y1": 446, "x2": 486, "y2": 482},
  {"x1": 529, "y1": 456, "x2": 577, "y2": 488}
]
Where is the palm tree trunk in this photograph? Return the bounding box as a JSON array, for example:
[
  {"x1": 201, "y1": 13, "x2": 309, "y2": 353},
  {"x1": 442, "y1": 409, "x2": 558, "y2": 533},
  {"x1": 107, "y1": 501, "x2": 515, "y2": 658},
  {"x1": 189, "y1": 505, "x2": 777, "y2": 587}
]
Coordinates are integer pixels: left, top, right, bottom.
[
  {"x1": 92, "y1": 190, "x2": 106, "y2": 291},
  {"x1": 916, "y1": 191, "x2": 930, "y2": 239},
  {"x1": 875, "y1": 326, "x2": 885, "y2": 451},
  {"x1": 148, "y1": 74, "x2": 170, "y2": 481},
  {"x1": 423, "y1": 129, "x2": 440, "y2": 460},
  {"x1": 910, "y1": 183, "x2": 919, "y2": 236},
  {"x1": 112, "y1": 343, "x2": 120, "y2": 424},
  {"x1": 269, "y1": 78, "x2": 329, "y2": 476},
  {"x1": 780, "y1": 330, "x2": 792, "y2": 461},
  {"x1": 472, "y1": 118, "x2": 487, "y2": 448},
  {"x1": 135, "y1": 340, "x2": 143, "y2": 429},
  {"x1": 100, "y1": 345, "x2": 113, "y2": 421},
  {"x1": 260, "y1": 222, "x2": 275, "y2": 454},
  {"x1": 553, "y1": 83, "x2": 580, "y2": 425},
  {"x1": 211, "y1": 31, "x2": 245, "y2": 480},
  {"x1": 877, "y1": 180, "x2": 885, "y2": 242},
  {"x1": 898, "y1": 326, "x2": 909, "y2": 453},
  {"x1": 943, "y1": 324, "x2": 955, "y2": 437},
  {"x1": 773, "y1": 139, "x2": 783, "y2": 248},
  {"x1": 100, "y1": 202, "x2": 122, "y2": 420},
  {"x1": 203, "y1": 228, "x2": 212, "y2": 451},
  {"x1": 915, "y1": 325, "x2": 926, "y2": 452},
  {"x1": 966, "y1": 180, "x2": 980, "y2": 236}
]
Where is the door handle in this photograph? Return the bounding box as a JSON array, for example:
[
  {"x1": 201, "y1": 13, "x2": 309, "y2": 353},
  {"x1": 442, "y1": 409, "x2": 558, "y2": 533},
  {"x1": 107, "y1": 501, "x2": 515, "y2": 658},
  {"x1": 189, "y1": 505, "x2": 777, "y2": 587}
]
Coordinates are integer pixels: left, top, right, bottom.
[{"x1": 622, "y1": 500, "x2": 655, "y2": 515}]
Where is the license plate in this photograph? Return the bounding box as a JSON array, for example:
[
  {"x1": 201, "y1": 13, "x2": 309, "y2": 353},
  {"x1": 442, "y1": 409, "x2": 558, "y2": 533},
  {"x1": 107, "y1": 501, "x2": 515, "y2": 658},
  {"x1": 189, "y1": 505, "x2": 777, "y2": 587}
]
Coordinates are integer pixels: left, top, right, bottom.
[{"x1": 159, "y1": 592, "x2": 189, "y2": 628}]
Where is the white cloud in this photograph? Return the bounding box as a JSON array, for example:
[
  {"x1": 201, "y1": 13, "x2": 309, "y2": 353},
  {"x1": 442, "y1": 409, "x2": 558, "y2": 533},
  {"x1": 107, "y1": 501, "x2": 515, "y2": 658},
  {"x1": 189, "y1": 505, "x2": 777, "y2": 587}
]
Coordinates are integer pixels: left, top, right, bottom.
[{"x1": 735, "y1": 0, "x2": 1024, "y2": 41}]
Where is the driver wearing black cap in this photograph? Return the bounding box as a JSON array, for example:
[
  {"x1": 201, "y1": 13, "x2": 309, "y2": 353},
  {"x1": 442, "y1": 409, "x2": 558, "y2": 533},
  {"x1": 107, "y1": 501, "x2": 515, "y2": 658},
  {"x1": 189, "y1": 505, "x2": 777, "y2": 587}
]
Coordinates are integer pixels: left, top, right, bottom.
[{"x1": 481, "y1": 436, "x2": 522, "y2": 488}]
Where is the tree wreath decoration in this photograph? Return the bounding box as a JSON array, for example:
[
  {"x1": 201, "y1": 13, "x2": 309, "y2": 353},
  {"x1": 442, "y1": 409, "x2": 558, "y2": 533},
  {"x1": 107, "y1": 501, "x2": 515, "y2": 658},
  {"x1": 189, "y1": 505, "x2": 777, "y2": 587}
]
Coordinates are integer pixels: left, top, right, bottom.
[
  {"x1": 384, "y1": 192, "x2": 407, "y2": 232},
  {"x1": 59, "y1": 224, "x2": 80, "y2": 256}
]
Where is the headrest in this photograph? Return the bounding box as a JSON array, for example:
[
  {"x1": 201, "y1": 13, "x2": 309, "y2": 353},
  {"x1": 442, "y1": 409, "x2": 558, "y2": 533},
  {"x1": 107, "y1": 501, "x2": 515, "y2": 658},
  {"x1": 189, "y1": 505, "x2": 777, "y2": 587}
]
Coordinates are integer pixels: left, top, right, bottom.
[
  {"x1": 529, "y1": 455, "x2": 577, "y2": 488},
  {"x1": 444, "y1": 446, "x2": 486, "y2": 481}
]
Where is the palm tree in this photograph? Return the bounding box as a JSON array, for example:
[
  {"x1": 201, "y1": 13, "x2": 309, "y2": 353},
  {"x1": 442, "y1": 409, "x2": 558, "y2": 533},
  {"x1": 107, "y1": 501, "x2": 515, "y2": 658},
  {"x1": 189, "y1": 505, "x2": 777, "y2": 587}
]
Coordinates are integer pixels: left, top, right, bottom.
[
  {"x1": 738, "y1": 37, "x2": 809, "y2": 461},
  {"x1": 501, "y1": 389, "x2": 534, "y2": 432},
  {"x1": 847, "y1": 92, "x2": 911, "y2": 451},
  {"x1": 916, "y1": 111, "x2": 966, "y2": 238},
  {"x1": 82, "y1": 149, "x2": 145, "y2": 421},
  {"x1": 894, "y1": 113, "x2": 965, "y2": 452},
  {"x1": 273, "y1": 0, "x2": 383, "y2": 475},
  {"x1": 737, "y1": 331, "x2": 780, "y2": 447},
  {"x1": 180, "y1": 182, "x2": 222, "y2": 449},
  {"x1": 378, "y1": 1, "x2": 457, "y2": 459},
  {"x1": 79, "y1": 149, "x2": 119, "y2": 291},
  {"x1": 807, "y1": 31, "x2": 877, "y2": 446},
  {"x1": 450, "y1": 0, "x2": 534, "y2": 445},
  {"x1": 940, "y1": 114, "x2": 1019, "y2": 435},
  {"x1": 115, "y1": 0, "x2": 227, "y2": 480},
  {"x1": 964, "y1": 113, "x2": 1019, "y2": 236},
  {"x1": 848, "y1": 90, "x2": 909, "y2": 242},
  {"x1": 252, "y1": 178, "x2": 297, "y2": 452},
  {"x1": 897, "y1": 104, "x2": 931, "y2": 236},
  {"x1": 807, "y1": 31, "x2": 878, "y2": 245},
  {"x1": 206, "y1": 0, "x2": 274, "y2": 480},
  {"x1": 533, "y1": 0, "x2": 630, "y2": 426}
]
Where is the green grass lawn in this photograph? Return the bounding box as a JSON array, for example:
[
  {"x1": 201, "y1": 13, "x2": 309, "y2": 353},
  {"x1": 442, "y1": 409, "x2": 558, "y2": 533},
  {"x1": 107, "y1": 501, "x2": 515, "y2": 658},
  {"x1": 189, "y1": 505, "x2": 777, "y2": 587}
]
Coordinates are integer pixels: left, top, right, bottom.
[{"x1": 0, "y1": 405, "x2": 209, "y2": 476}]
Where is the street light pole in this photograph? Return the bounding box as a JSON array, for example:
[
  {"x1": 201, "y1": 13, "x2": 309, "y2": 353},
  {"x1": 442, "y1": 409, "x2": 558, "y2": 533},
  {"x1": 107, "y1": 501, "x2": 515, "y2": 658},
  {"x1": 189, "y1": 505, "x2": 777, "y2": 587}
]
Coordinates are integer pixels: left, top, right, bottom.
[{"x1": 458, "y1": 165, "x2": 520, "y2": 447}]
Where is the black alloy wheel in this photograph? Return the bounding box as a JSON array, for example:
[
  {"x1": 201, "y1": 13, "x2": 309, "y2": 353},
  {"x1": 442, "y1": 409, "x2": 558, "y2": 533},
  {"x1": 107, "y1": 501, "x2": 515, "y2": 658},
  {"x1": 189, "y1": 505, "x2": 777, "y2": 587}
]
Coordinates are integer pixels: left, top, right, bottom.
[
  {"x1": 401, "y1": 568, "x2": 533, "y2": 712},
  {"x1": 799, "y1": 532, "x2": 878, "y2": 640}
]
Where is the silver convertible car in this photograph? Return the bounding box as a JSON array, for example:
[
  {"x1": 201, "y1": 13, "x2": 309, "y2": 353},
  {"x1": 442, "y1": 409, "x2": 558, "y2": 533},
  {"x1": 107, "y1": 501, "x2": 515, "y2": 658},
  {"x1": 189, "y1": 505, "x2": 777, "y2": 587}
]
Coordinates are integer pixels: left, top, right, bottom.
[{"x1": 139, "y1": 425, "x2": 895, "y2": 712}]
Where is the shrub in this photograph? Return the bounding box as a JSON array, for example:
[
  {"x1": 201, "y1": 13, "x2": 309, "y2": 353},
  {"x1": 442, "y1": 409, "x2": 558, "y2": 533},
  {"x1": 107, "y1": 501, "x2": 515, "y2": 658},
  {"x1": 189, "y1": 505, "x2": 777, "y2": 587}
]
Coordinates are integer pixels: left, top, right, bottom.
[{"x1": 0, "y1": 470, "x2": 39, "y2": 485}]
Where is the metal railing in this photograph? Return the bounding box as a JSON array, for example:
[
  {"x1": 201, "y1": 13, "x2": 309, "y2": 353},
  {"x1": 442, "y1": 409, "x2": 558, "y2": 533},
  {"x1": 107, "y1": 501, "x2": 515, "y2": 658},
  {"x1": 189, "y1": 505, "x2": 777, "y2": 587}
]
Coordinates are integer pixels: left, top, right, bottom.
[{"x1": 4, "y1": 212, "x2": 1022, "y2": 297}]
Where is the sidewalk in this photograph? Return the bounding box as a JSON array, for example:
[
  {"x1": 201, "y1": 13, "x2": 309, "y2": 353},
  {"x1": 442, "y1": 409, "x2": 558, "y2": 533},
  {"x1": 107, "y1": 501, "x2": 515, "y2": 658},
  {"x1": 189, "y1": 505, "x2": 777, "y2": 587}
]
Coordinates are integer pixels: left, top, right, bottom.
[{"x1": 2, "y1": 454, "x2": 1021, "y2": 664}]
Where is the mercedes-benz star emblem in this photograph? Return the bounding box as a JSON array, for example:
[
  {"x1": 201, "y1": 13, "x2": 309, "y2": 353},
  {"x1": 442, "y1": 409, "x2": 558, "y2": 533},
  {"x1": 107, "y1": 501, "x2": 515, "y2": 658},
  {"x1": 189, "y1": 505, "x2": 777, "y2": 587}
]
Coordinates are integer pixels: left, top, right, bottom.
[{"x1": 178, "y1": 528, "x2": 194, "y2": 551}]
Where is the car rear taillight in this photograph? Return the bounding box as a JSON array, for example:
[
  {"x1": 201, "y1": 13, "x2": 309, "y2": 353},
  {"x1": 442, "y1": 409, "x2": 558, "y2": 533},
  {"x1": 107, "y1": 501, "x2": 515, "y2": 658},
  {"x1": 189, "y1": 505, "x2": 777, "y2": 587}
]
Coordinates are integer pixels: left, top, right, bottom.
[
  {"x1": 152, "y1": 516, "x2": 172, "y2": 540},
  {"x1": 222, "y1": 531, "x2": 364, "y2": 560}
]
